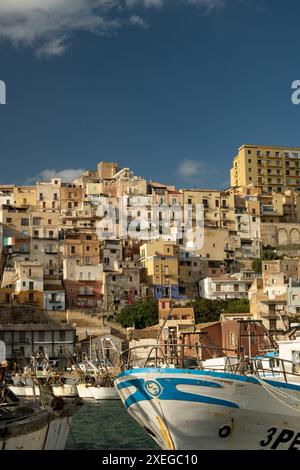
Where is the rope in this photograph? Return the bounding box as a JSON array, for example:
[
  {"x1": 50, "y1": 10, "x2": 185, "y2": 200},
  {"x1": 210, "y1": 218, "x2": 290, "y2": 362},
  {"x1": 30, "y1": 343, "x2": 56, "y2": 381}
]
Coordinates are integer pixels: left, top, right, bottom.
[{"x1": 255, "y1": 376, "x2": 300, "y2": 414}]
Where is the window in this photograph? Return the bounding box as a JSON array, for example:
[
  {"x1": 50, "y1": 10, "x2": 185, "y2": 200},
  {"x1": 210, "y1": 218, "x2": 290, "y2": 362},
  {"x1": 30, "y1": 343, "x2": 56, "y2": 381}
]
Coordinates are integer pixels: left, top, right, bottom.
[
  {"x1": 19, "y1": 331, "x2": 25, "y2": 343},
  {"x1": 33, "y1": 217, "x2": 41, "y2": 226},
  {"x1": 38, "y1": 331, "x2": 45, "y2": 342},
  {"x1": 59, "y1": 331, "x2": 65, "y2": 342},
  {"x1": 21, "y1": 218, "x2": 29, "y2": 226}
]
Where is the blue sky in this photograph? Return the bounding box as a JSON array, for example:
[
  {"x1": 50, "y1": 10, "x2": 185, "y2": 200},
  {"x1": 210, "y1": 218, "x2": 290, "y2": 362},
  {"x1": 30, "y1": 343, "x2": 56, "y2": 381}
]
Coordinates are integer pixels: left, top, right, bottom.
[{"x1": 0, "y1": 0, "x2": 300, "y2": 189}]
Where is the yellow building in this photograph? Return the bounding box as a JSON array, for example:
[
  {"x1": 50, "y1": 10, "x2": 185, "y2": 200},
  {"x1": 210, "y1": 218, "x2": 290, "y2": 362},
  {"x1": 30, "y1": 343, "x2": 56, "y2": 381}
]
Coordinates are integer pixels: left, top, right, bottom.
[
  {"x1": 140, "y1": 239, "x2": 180, "y2": 298},
  {"x1": 182, "y1": 189, "x2": 235, "y2": 230},
  {"x1": 231, "y1": 144, "x2": 300, "y2": 193},
  {"x1": 13, "y1": 261, "x2": 44, "y2": 308}
]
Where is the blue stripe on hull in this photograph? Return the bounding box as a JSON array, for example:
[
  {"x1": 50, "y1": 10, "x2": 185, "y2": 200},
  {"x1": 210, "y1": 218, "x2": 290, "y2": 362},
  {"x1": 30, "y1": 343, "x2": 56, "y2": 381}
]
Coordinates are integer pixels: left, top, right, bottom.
[
  {"x1": 117, "y1": 377, "x2": 239, "y2": 409},
  {"x1": 117, "y1": 368, "x2": 300, "y2": 393}
]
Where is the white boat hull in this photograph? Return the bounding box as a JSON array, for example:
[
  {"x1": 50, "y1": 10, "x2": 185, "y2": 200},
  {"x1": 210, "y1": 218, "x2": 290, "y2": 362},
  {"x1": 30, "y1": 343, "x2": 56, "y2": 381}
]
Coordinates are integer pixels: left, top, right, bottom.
[
  {"x1": 76, "y1": 383, "x2": 93, "y2": 399},
  {"x1": 115, "y1": 368, "x2": 300, "y2": 450},
  {"x1": 52, "y1": 384, "x2": 78, "y2": 398},
  {"x1": 9, "y1": 385, "x2": 40, "y2": 397},
  {"x1": 89, "y1": 385, "x2": 119, "y2": 400}
]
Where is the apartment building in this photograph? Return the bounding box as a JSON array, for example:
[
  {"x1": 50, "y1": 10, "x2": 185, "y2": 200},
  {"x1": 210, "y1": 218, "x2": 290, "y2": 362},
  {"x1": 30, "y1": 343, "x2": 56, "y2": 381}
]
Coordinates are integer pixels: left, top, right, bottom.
[
  {"x1": 140, "y1": 239, "x2": 180, "y2": 299},
  {"x1": 199, "y1": 275, "x2": 253, "y2": 300},
  {"x1": 231, "y1": 144, "x2": 300, "y2": 193},
  {"x1": 60, "y1": 183, "x2": 83, "y2": 212},
  {"x1": 63, "y1": 232, "x2": 99, "y2": 266},
  {"x1": 14, "y1": 186, "x2": 36, "y2": 209},
  {"x1": 13, "y1": 260, "x2": 44, "y2": 307},
  {"x1": 0, "y1": 186, "x2": 15, "y2": 208},
  {"x1": 36, "y1": 178, "x2": 61, "y2": 211},
  {"x1": 0, "y1": 324, "x2": 75, "y2": 359}
]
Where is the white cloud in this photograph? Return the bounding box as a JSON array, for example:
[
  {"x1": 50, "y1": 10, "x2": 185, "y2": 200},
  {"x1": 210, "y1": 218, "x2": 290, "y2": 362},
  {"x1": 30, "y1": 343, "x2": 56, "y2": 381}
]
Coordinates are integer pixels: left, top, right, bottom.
[
  {"x1": 27, "y1": 168, "x2": 85, "y2": 183},
  {"x1": 128, "y1": 15, "x2": 148, "y2": 28},
  {"x1": 177, "y1": 159, "x2": 207, "y2": 183},
  {"x1": 0, "y1": 0, "x2": 225, "y2": 57}
]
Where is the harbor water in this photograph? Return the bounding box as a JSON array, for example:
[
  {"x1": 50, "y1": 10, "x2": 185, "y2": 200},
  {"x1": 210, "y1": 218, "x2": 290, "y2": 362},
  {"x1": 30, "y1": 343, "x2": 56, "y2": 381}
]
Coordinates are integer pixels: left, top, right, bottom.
[{"x1": 66, "y1": 400, "x2": 159, "y2": 450}]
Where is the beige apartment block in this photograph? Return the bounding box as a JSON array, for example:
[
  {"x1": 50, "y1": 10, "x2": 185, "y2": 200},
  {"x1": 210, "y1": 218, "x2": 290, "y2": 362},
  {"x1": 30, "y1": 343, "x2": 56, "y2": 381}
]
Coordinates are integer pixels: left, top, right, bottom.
[
  {"x1": 0, "y1": 185, "x2": 15, "y2": 208},
  {"x1": 36, "y1": 178, "x2": 61, "y2": 211},
  {"x1": 194, "y1": 227, "x2": 231, "y2": 261},
  {"x1": 30, "y1": 238, "x2": 60, "y2": 280},
  {"x1": 260, "y1": 191, "x2": 300, "y2": 224},
  {"x1": 13, "y1": 260, "x2": 44, "y2": 308},
  {"x1": 63, "y1": 232, "x2": 99, "y2": 266},
  {"x1": 30, "y1": 211, "x2": 60, "y2": 240},
  {"x1": 14, "y1": 186, "x2": 36, "y2": 209},
  {"x1": 182, "y1": 189, "x2": 235, "y2": 230},
  {"x1": 231, "y1": 144, "x2": 300, "y2": 193},
  {"x1": 60, "y1": 184, "x2": 83, "y2": 212},
  {"x1": 140, "y1": 239, "x2": 179, "y2": 259}
]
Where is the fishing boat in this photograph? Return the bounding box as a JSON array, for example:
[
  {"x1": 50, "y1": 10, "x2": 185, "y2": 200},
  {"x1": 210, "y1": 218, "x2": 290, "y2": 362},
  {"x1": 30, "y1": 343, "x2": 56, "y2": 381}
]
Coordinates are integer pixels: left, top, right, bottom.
[
  {"x1": 74, "y1": 339, "x2": 120, "y2": 400},
  {"x1": 0, "y1": 357, "x2": 83, "y2": 450},
  {"x1": 115, "y1": 338, "x2": 300, "y2": 450}
]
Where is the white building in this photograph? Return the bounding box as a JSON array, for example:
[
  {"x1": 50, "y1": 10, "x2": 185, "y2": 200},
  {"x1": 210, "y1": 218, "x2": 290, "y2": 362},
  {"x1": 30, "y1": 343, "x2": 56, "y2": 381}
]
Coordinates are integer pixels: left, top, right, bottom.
[
  {"x1": 199, "y1": 276, "x2": 253, "y2": 300},
  {"x1": 63, "y1": 258, "x2": 103, "y2": 281},
  {"x1": 0, "y1": 324, "x2": 75, "y2": 359}
]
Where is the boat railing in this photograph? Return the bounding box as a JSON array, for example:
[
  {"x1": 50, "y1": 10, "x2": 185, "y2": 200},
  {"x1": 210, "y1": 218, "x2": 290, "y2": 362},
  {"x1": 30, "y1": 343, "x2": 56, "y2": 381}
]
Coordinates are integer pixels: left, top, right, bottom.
[
  {"x1": 118, "y1": 343, "x2": 242, "y2": 372},
  {"x1": 250, "y1": 357, "x2": 300, "y2": 383}
]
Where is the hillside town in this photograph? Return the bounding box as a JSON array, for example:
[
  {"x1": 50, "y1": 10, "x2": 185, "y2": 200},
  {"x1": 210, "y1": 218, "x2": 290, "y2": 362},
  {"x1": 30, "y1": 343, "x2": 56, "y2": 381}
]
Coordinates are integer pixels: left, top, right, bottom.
[{"x1": 1, "y1": 144, "x2": 300, "y2": 361}]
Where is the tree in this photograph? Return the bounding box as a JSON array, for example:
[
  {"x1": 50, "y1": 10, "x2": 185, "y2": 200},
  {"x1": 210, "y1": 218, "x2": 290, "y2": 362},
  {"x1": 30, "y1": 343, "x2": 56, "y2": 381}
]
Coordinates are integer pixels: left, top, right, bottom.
[
  {"x1": 252, "y1": 258, "x2": 262, "y2": 274},
  {"x1": 116, "y1": 299, "x2": 158, "y2": 329},
  {"x1": 188, "y1": 298, "x2": 250, "y2": 324}
]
